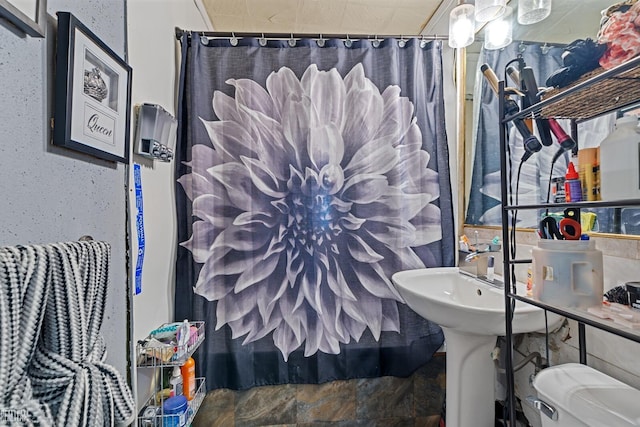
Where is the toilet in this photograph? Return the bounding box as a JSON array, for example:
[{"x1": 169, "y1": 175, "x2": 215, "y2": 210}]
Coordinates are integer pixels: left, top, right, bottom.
[{"x1": 532, "y1": 363, "x2": 640, "y2": 426}]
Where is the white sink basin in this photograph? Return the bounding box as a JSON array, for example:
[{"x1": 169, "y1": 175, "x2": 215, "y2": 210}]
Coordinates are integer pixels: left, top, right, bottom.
[
  {"x1": 392, "y1": 267, "x2": 563, "y2": 427},
  {"x1": 391, "y1": 267, "x2": 559, "y2": 335}
]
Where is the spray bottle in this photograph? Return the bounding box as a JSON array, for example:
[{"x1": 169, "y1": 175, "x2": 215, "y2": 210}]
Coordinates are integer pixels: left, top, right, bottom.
[{"x1": 170, "y1": 366, "x2": 183, "y2": 397}]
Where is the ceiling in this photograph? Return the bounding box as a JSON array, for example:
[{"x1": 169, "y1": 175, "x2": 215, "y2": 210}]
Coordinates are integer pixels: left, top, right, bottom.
[
  {"x1": 200, "y1": 0, "x2": 613, "y2": 43},
  {"x1": 199, "y1": 0, "x2": 444, "y2": 35}
]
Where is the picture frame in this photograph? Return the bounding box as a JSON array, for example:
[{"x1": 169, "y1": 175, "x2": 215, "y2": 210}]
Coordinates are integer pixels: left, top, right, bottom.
[
  {"x1": 53, "y1": 11, "x2": 132, "y2": 163},
  {"x1": 0, "y1": 0, "x2": 47, "y2": 37}
]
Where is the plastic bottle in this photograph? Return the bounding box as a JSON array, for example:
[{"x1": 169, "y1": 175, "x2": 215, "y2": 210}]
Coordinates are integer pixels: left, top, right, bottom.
[
  {"x1": 170, "y1": 366, "x2": 183, "y2": 397},
  {"x1": 564, "y1": 161, "x2": 583, "y2": 202},
  {"x1": 181, "y1": 357, "x2": 196, "y2": 401},
  {"x1": 486, "y1": 256, "x2": 495, "y2": 282},
  {"x1": 162, "y1": 394, "x2": 188, "y2": 427},
  {"x1": 578, "y1": 148, "x2": 599, "y2": 201},
  {"x1": 599, "y1": 115, "x2": 640, "y2": 201}
]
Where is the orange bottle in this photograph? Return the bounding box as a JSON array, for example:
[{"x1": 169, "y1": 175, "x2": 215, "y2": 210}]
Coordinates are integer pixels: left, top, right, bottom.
[{"x1": 181, "y1": 357, "x2": 196, "y2": 400}]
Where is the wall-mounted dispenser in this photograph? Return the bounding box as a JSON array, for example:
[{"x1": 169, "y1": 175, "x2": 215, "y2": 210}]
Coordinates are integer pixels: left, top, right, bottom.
[{"x1": 134, "y1": 103, "x2": 177, "y2": 162}]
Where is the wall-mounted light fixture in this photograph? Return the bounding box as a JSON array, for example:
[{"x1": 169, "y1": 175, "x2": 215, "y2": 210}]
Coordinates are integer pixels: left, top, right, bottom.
[
  {"x1": 475, "y1": 0, "x2": 507, "y2": 22},
  {"x1": 448, "y1": 3, "x2": 475, "y2": 49},
  {"x1": 134, "y1": 103, "x2": 177, "y2": 162},
  {"x1": 484, "y1": 6, "x2": 513, "y2": 50},
  {"x1": 517, "y1": 0, "x2": 552, "y2": 25}
]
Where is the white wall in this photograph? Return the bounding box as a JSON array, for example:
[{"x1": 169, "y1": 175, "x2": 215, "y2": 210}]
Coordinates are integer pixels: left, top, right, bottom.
[
  {"x1": 127, "y1": 0, "x2": 210, "y2": 344},
  {"x1": 127, "y1": 0, "x2": 212, "y2": 407}
]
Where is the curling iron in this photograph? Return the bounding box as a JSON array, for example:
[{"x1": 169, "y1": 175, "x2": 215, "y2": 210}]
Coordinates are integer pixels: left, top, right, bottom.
[
  {"x1": 481, "y1": 63, "x2": 542, "y2": 162},
  {"x1": 505, "y1": 64, "x2": 577, "y2": 154}
]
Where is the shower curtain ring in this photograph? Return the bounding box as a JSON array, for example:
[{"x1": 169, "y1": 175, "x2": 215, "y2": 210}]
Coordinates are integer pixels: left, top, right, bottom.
[
  {"x1": 541, "y1": 42, "x2": 551, "y2": 54},
  {"x1": 259, "y1": 33, "x2": 267, "y2": 46},
  {"x1": 230, "y1": 32, "x2": 238, "y2": 46},
  {"x1": 344, "y1": 34, "x2": 352, "y2": 47},
  {"x1": 518, "y1": 41, "x2": 526, "y2": 53},
  {"x1": 288, "y1": 33, "x2": 296, "y2": 47},
  {"x1": 372, "y1": 35, "x2": 380, "y2": 48},
  {"x1": 200, "y1": 33, "x2": 209, "y2": 46},
  {"x1": 420, "y1": 35, "x2": 427, "y2": 48},
  {"x1": 317, "y1": 34, "x2": 325, "y2": 47},
  {"x1": 398, "y1": 35, "x2": 406, "y2": 48}
]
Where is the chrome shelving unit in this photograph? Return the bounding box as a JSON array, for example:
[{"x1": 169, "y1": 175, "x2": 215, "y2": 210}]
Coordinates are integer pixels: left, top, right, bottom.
[
  {"x1": 136, "y1": 321, "x2": 206, "y2": 426},
  {"x1": 498, "y1": 55, "x2": 640, "y2": 425}
]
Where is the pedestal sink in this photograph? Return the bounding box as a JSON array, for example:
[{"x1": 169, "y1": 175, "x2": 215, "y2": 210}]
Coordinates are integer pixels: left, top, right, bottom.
[{"x1": 391, "y1": 267, "x2": 562, "y2": 427}]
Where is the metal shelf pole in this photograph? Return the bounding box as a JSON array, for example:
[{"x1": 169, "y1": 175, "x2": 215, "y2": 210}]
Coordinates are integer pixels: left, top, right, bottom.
[{"x1": 498, "y1": 80, "x2": 517, "y2": 426}]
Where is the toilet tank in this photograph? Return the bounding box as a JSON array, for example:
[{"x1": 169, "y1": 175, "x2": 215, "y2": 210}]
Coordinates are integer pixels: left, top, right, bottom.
[{"x1": 532, "y1": 363, "x2": 640, "y2": 427}]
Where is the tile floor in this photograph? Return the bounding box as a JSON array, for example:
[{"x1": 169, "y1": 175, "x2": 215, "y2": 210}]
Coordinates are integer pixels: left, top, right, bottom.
[{"x1": 193, "y1": 353, "x2": 446, "y2": 427}]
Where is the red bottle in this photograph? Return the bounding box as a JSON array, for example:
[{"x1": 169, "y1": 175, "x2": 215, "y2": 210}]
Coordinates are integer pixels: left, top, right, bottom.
[{"x1": 564, "y1": 162, "x2": 583, "y2": 202}]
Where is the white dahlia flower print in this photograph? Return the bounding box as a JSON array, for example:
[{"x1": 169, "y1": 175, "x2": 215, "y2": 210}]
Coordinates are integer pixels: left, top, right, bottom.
[{"x1": 179, "y1": 63, "x2": 442, "y2": 361}]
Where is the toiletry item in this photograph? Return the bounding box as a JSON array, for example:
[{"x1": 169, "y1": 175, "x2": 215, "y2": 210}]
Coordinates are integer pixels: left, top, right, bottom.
[
  {"x1": 564, "y1": 161, "x2": 583, "y2": 202},
  {"x1": 486, "y1": 256, "x2": 495, "y2": 281},
  {"x1": 551, "y1": 177, "x2": 566, "y2": 203},
  {"x1": 188, "y1": 325, "x2": 198, "y2": 346},
  {"x1": 155, "y1": 388, "x2": 172, "y2": 403},
  {"x1": 626, "y1": 282, "x2": 640, "y2": 311},
  {"x1": 170, "y1": 366, "x2": 183, "y2": 397},
  {"x1": 175, "y1": 319, "x2": 190, "y2": 359},
  {"x1": 181, "y1": 357, "x2": 196, "y2": 401},
  {"x1": 580, "y1": 212, "x2": 597, "y2": 232},
  {"x1": 599, "y1": 114, "x2": 640, "y2": 201},
  {"x1": 149, "y1": 322, "x2": 182, "y2": 340},
  {"x1": 578, "y1": 148, "x2": 599, "y2": 201},
  {"x1": 162, "y1": 395, "x2": 188, "y2": 427},
  {"x1": 489, "y1": 236, "x2": 501, "y2": 251},
  {"x1": 526, "y1": 265, "x2": 533, "y2": 297},
  {"x1": 140, "y1": 406, "x2": 159, "y2": 427}
]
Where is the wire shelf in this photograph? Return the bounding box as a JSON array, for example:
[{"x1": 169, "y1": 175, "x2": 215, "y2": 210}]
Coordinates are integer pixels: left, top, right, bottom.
[
  {"x1": 503, "y1": 55, "x2": 640, "y2": 122},
  {"x1": 138, "y1": 377, "x2": 206, "y2": 426},
  {"x1": 136, "y1": 321, "x2": 205, "y2": 368}
]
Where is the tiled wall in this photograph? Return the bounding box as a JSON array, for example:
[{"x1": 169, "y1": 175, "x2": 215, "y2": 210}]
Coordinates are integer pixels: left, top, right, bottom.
[{"x1": 193, "y1": 354, "x2": 445, "y2": 427}]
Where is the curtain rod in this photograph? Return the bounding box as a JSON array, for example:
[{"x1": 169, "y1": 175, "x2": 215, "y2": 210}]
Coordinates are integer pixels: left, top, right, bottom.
[{"x1": 174, "y1": 28, "x2": 448, "y2": 41}]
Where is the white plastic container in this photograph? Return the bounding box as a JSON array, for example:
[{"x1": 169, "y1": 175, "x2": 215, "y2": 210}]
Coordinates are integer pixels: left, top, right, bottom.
[
  {"x1": 532, "y1": 239, "x2": 603, "y2": 308},
  {"x1": 599, "y1": 115, "x2": 640, "y2": 201}
]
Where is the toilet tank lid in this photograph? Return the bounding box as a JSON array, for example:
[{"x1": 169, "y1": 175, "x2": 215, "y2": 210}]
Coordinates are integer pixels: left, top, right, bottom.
[{"x1": 533, "y1": 363, "x2": 640, "y2": 427}]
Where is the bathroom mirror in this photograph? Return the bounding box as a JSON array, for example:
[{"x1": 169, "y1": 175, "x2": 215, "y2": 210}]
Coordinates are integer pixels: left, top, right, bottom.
[
  {"x1": 0, "y1": 0, "x2": 46, "y2": 37},
  {"x1": 463, "y1": 0, "x2": 640, "y2": 237}
]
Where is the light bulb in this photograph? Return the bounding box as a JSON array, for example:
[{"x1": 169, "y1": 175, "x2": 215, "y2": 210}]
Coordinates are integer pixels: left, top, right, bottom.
[
  {"x1": 518, "y1": 0, "x2": 552, "y2": 25},
  {"x1": 449, "y1": 4, "x2": 475, "y2": 49},
  {"x1": 484, "y1": 6, "x2": 513, "y2": 50},
  {"x1": 475, "y1": 0, "x2": 507, "y2": 22}
]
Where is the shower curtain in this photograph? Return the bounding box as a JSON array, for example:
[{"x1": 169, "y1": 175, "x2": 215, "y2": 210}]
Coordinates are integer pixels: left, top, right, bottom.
[{"x1": 174, "y1": 33, "x2": 454, "y2": 390}]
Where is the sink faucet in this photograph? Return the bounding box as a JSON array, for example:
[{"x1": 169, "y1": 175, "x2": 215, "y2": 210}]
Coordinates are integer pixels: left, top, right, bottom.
[{"x1": 458, "y1": 248, "x2": 503, "y2": 288}]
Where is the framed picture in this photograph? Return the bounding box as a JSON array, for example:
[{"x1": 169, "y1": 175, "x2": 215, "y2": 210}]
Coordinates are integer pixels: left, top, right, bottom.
[
  {"x1": 0, "y1": 0, "x2": 47, "y2": 37},
  {"x1": 53, "y1": 12, "x2": 132, "y2": 163}
]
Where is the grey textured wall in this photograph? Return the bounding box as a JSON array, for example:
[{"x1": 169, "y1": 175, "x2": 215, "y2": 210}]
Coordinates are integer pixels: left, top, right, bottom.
[{"x1": 0, "y1": 1, "x2": 129, "y2": 378}]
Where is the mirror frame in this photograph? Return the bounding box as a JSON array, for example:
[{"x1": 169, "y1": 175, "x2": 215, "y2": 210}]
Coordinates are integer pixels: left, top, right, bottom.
[{"x1": 0, "y1": 0, "x2": 46, "y2": 37}]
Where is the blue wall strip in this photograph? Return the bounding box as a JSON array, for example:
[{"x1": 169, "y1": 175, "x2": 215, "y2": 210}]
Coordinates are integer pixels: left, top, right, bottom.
[{"x1": 134, "y1": 163, "x2": 145, "y2": 295}]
